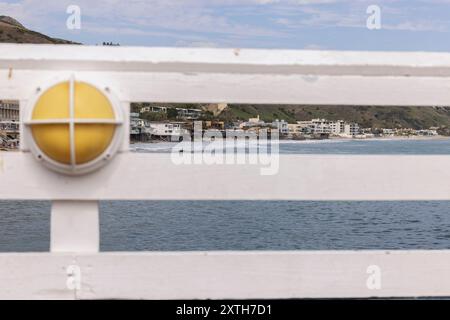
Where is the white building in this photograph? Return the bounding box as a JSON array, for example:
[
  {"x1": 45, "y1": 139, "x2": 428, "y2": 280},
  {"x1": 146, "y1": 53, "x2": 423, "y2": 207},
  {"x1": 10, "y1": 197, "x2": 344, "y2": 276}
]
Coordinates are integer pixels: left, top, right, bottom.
[
  {"x1": 130, "y1": 116, "x2": 152, "y2": 135},
  {"x1": 176, "y1": 108, "x2": 202, "y2": 120},
  {"x1": 248, "y1": 115, "x2": 263, "y2": 124},
  {"x1": 306, "y1": 119, "x2": 360, "y2": 136},
  {"x1": 329, "y1": 120, "x2": 346, "y2": 135},
  {"x1": 140, "y1": 106, "x2": 168, "y2": 113},
  {"x1": 272, "y1": 119, "x2": 289, "y2": 135},
  {"x1": 0, "y1": 100, "x2": 20, "y2": 144},
  {"x1": 288, "y1": 121, "x2": 314, "y2": 135},
  {"x1": 417, "y1": 129, "x2": 438, "y2": 136},
  {"x1": 287, "y1": 119, "x2": 361, "y2": 137},
  {"x1": 288, "y1": 123, "x2": 300, "y2": 134},
  {"x1": 343, "y1": 123, "x2": 360, "y2": 136},
  {"x1": 149, "y1": 122, "x2": 189, "y2": 138},
  {"x1": 0, "y1": 100, "x2": 19, "y2": 121},
  {"x1": 382, "y1": 128, "x2": 395, "y2": 136},
  {"x1": 240, "y1": 115, "x2": 266, "y2": 128},
  {"x1": 310, "y1": 119, "x2": 333, "y2": 134}
]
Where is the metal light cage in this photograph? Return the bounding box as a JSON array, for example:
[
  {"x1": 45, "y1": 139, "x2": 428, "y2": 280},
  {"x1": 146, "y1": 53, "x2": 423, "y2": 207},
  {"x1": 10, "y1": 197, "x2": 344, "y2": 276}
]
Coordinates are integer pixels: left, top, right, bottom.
[{"x1": 23, "y1": 75, "x2": 124, "y2": 175}]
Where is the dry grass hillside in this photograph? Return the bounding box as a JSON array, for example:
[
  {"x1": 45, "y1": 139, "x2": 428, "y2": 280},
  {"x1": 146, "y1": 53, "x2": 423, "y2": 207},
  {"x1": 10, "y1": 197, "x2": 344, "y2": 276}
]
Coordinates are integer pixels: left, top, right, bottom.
[{"x1": 0, "y1": 16, "x2": 79, "y2": 44}]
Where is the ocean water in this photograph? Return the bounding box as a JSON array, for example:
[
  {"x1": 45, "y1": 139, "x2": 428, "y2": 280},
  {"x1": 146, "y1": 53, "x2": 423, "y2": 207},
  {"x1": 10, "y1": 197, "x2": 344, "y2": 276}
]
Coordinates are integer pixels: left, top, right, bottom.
[
  {"x1": 1, "y1": 138, "x2": 450, "y2": 252},
  {"x1": 132, "y1": 137, "x2": 450, "y2": 155}
]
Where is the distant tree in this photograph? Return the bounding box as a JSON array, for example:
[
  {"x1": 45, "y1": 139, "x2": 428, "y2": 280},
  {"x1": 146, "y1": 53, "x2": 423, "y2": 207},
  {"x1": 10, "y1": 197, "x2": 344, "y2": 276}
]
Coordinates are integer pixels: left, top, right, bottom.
[
  {"x1": 141, "y1": 112, "x2": 167, "y2": 121},
  {"x1": 199, "y1": 111, "x2": 215, "y2": 121},
  {"x1": 130, "y1": 103, "x2": 142, "y2": 113},
  {"x1": 167, "y1": 108, "x2": 179, "y2": 119},
  {"x1": 438, "y1": 126, "x2": 450, "y2": 136}
]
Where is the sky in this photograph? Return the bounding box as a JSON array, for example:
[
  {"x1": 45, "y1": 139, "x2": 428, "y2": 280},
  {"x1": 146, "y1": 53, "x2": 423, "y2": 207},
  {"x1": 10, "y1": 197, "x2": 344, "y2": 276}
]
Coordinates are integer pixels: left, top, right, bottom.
[{"x1": 1, "y1": 0, "x2": 450, "y2": 51}]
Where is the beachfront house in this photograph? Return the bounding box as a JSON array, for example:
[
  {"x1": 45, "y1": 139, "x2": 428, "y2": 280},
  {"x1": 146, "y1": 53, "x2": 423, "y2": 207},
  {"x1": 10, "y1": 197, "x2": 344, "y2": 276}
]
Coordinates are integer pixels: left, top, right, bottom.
[
  {"x1": 176, "y1": 108, "x2": 202, "y2": 120},
  {"x1": 272, "y1": 119, "x2": 289, "y2": 135},
  {"x1": 149, "y1": 122, "x2": 190, "y2": 141},
  {"x1": 288, "y1": 119, "x2": 361, "y2": 137},
  {"x1": 140, "y1": 105, "x2": 168, "y2": 114},
  {"x1": 0, "y1": 100, "x2": 20, "y2": 145}
]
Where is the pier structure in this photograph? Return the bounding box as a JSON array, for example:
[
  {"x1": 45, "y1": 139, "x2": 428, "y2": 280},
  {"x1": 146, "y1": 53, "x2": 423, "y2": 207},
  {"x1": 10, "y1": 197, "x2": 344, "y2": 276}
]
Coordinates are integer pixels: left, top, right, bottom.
[{"x1": 1, "y1": 44, "x2": 450, "y2": 298}]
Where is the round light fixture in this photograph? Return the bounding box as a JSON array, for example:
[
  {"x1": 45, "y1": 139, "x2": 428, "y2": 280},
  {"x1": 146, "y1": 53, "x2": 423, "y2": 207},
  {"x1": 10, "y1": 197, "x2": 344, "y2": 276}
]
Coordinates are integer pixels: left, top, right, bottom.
[{"x1": 25, "y1": 77, "x2": 124, "y2": 175}]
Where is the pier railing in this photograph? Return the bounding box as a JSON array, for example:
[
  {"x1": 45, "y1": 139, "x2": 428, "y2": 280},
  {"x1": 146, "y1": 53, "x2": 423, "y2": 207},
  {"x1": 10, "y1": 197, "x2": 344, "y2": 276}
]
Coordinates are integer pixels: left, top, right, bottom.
[{"x1": 1, "y1": 44, "x2": 450, "y2": 299}]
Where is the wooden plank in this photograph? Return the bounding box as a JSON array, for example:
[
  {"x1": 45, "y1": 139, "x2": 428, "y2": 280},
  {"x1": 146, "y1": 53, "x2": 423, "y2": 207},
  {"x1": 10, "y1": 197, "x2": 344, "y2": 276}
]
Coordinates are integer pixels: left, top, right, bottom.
[
  {"x1": 2, "y1": 45, "x2": 450, "y2": 105},
  {"x1": 0, "y1": 250, "x2": 450, "y2": 299},
  {"x1": 0, "y1": 253, "x2": 76, "y2": 299},
  {"x1": 3, "y1": 44, "x2": 450, "y2": 73},
  {"x1": 0, "y1": 152, "x2": 449, "y2": 200},
  {"x1": 2, "y1": 70, "x2": 450, "y2": 106},
  {"x1": 50, "y1": 201, "x2": 99, "y2": 253}
]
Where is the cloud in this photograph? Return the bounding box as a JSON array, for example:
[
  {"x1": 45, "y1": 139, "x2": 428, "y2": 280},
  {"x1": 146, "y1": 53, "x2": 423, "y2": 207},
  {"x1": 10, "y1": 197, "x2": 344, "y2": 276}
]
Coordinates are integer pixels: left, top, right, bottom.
[
  {"x1": 271, "y1": 5, "x2": 366, "y2": 29},
  {"x1": 5, "y1": 0, "x2": 286, "y2": 37},
  {"x1": 175, "y1": 40, "x2": 219, "y2": 47},
  {"x1": 303, "y1": 43, "x2": 326, "y2": 49},
  {"x1": 383, "y1": 21, "x2": 448, "y2": 32},
  {"x1": 1, "y1": 0, "x2": 450, "y2": 49},
  {"x1": 0, "y1": 1, "x2": 26, "y2": 21},
  {"x1": 270, "y1": 1, "x2": 450, "y2": 32}
]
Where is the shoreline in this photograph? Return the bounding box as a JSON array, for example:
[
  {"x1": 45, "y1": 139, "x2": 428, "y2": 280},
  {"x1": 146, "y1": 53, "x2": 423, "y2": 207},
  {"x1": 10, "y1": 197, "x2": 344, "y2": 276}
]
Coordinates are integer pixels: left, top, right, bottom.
[
  {"x1": 327, "y1": 135, "x2": 449, "y2": 142},
  {"x1": 131, "y1": 135, "x2": 450, "y2": 145}
]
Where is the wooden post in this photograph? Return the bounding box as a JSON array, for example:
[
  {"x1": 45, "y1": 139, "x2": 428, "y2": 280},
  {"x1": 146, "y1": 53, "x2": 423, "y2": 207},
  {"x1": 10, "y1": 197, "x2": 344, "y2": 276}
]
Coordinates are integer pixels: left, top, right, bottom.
[{"x1": 50, "y1": 201, "x2": 100, "y2": 253}]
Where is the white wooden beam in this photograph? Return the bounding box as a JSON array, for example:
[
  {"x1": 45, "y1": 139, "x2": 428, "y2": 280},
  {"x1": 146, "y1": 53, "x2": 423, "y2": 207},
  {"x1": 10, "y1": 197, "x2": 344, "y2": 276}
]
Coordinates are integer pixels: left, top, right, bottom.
[
  {"x1": 50, "y1": 201, "x2": 99, "y2": 253},
  {"x1": 0, "y1": 152, "x2": 450, "y2": 201},
  {"x1": 3, "y1": 44, "x2": 450, "y2": 74},
  {"x1": 2, "y1": 45, "x2": 450, "y2": 105},
  {"x1": 3, "y1": 70, "x2": 450, "y2": 106},
  {"x1": 1, "y1": 250, "x2": 450, "y2": 299}
]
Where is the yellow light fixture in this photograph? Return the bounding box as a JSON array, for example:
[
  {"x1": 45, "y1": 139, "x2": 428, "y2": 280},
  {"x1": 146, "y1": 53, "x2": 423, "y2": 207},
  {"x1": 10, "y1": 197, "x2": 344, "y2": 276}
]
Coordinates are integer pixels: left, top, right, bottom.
[{"x1": 25, "y1": 77, "x2": 123, "y2": 175}]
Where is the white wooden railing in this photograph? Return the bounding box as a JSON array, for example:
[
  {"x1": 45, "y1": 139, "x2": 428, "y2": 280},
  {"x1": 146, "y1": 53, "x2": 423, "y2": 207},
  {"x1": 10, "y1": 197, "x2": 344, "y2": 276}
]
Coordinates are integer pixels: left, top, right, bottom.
[{"x1": 1, "y1": 44, "x2": 450, "y2": 299}]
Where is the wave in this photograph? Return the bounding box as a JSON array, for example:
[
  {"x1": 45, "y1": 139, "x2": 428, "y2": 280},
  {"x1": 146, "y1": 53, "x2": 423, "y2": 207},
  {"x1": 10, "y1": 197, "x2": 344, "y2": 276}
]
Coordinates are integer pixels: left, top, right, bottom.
[{"x1": 277, "y1": 139, "x2": 348, "y2": 144}]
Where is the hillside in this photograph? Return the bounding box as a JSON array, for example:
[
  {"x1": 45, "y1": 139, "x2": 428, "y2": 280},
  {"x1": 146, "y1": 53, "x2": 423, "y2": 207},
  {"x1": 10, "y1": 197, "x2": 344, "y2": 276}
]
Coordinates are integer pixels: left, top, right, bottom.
[
  {"x1": 219, "y1": 105, "x2": 450, "y2": 130},
  {"x1": 3, "y1": 15, "x2": 450, "y2": 133},
  {"x1": 133, "y1": 102, "x2": 450, "y2": 133},
  {"x1": 0, "y1": 16, "x2": 79, "y2": 44}
]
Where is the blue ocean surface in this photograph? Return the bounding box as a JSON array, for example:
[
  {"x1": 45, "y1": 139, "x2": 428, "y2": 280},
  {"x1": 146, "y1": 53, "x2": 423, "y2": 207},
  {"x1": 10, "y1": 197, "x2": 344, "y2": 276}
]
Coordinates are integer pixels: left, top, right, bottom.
[
  {"x1": 1, "y1": 138, "x2": 450, "y2": 252},
  {"x1": 132, "y1": 137, "x2": 450, "y2": 155}
]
